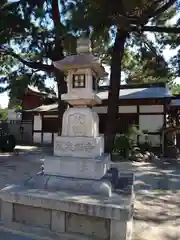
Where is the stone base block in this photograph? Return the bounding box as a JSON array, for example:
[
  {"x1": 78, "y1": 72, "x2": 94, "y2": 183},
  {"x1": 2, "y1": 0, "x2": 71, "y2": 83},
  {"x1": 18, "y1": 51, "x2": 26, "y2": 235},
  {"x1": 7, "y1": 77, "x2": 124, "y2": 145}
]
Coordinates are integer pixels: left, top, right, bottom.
[
  {"x1": 0, "y1": 223, "x2": 92, "y2": 240},
  {"x1": 54, "y1": 136, "x2": 104, "y2": 158},
  {"x1": 26, "y1": 175, "x2": 112, "y2": 197},
  {"x1": 61, "y1": 92, "x2": 102, "y2": 106},
  {"x1": 14, "y1": 203, "x2": 51, "y2": 228},
  {"x1": 0, "y1": 186, "x2": 134, "y2": 240},
  {"x1": 23, "y1": 169, "x2": 134, "y2": 198},
  {"x1": 1, "y1": 201, "x2": 12, "y2": 224},
  {"x1": 62, "y1": 107, "x2": 100, "y2": 137},
  {"x1": 43, "y1": 154, "x2": 110, "y2": 179}
]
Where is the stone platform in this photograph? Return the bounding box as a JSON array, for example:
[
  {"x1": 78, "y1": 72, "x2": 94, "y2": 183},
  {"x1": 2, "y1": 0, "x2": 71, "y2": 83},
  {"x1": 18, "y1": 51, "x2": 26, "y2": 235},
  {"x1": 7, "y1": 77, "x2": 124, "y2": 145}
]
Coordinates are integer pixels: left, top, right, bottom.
[
  {"x1": 0, "y1": 185, "x2": 134, "y2": 240},
  {"x1": 0, "y1": 223, "x2": 96, "y2": 240},
  {"x1": 0, "y1": 170, "x2": 134, "y2": 240}
]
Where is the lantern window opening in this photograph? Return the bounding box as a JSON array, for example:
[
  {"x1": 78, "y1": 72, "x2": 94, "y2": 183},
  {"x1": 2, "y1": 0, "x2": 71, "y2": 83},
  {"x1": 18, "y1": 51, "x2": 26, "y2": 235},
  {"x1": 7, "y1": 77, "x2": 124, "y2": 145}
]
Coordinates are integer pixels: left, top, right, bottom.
[{"x1": 72, "y1": 74, "x2": 86, "y2": 88}]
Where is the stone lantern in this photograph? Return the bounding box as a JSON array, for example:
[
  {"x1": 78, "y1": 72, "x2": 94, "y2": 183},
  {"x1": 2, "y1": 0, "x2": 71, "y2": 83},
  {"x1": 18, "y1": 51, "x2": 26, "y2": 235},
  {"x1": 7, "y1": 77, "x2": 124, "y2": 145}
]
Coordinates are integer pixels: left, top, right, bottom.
[
  {"x1": 0, "y1": 37, "x2": 134, "y2": 240},
  {"x1": 52, "y1": 37, "x2": 107, "y2": 157},
  {"x1": 53, "y1": 37, "x2": 104, "y2": 107}
]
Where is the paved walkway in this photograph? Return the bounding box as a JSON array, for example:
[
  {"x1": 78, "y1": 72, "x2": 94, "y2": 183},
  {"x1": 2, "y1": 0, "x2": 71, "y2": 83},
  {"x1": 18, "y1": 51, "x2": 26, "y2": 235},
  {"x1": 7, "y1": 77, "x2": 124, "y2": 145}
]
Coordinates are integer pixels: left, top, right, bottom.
[{"x1": 0, "y1": 146, "x2": 179, "y2": 239}]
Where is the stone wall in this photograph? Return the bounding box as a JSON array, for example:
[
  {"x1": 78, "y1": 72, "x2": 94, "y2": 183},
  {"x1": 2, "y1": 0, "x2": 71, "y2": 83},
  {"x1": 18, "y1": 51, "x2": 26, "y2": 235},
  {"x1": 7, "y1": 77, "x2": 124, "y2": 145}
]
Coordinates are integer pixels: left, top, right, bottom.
[{"x1": 1, "y1": 201, "x2": 133, "y2": 240}]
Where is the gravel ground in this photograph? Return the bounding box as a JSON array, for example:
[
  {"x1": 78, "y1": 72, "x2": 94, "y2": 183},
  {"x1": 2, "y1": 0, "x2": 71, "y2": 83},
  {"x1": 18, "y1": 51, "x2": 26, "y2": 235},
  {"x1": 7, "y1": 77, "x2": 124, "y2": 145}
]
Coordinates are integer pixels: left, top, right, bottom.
[
  {"x1": 0, "y1": 155, "x2": 42, "y2": 189},
  {"x1": 0, "y1": 147, "x2": 179, "y2": 239},
  {"x1": 133, "y1": 161, "x2": 180, "y2": 240},
  {"x1": 133, "y1": 191, "x2": 180, "y2": 240}
]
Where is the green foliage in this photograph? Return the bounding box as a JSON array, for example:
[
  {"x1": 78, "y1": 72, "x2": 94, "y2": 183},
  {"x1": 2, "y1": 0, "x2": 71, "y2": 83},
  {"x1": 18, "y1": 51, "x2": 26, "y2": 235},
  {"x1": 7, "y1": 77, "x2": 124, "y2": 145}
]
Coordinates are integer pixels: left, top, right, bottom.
[
  {"x1": 0, "y1": 0, "x2": 77, "y2": 105},
  {"x1": 66, "y1": 0, "x2": 172, "y2": 30},
  {"x1": 0, "y1": 0, "x2": 26, "y2": 45},
  {"x1": 66, "y1": 0, "x2": 176, "y2": 86},
  {"x1": 113, "y1": 125, "x2": 140, "y2": 158},
  {"x1": 113, "y1": 125, "x2": 154, "y2": 159},
  {"x1": 123, "y1": 35, "x2": 174, "y2": 84},
  {"x1": 0, "y1": 0, "x2": 178, "y2": 104},
  {"x1": 0, "y1": 109, "x2": 7, "y2": 121},
  {"x1": 15, "y1": 105, "x2": 22, "y2": 110},
  {"x1": 113, "y1": 134, "x2": 131, "y2": 159},
  {"x1": 171, "y1": 83, "x2": 180, "y2": 95}
]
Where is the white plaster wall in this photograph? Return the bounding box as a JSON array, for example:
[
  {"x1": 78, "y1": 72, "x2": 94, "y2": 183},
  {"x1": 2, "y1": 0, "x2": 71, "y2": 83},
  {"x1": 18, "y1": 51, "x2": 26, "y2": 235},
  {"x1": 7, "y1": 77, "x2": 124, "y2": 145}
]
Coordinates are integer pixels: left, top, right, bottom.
[
  {"x1": 7, "y1": 111, "x2": 22, "y2": 120},
  {"x1": 33, "y1": 132, "x2": 41, "y2": 143},
  {"x1": 139, "y1": 115, "x2": 164, "y2": 132},
  {"x1": 118, "y1": 106, "x2": 137, "y2": 113},
  {"x1": 43, "y1": 133, "x2": 52, "y2": 144},
  {"x1": 34, "y1": 115, "x2": 42, "y2": 130},
  {"x1": 7, "y1": 112, "x2": 15, "y2": 120},
  {"x1": 93, "y1": 106, "x2": 137, "y2": 114},
  {"x1": 92, "y1": 106, "x2": 107, "y2": 114},
  {"x1": 139, "y1": 105, "x2": 164, "y2": 113}
]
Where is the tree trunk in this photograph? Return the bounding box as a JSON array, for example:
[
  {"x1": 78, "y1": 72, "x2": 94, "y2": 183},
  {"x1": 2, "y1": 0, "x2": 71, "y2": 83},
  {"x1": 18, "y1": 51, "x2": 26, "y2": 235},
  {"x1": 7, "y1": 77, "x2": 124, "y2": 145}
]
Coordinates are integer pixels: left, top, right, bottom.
[
  {"x1": 105, "y1": 30, "x2": 127, "y2": 153},
  {"x1": 55, "y1": 70, "x2": 67, "y2": 134},
  {"x1": 51, "y1": 0, "x2": 67, "y2": 135}
]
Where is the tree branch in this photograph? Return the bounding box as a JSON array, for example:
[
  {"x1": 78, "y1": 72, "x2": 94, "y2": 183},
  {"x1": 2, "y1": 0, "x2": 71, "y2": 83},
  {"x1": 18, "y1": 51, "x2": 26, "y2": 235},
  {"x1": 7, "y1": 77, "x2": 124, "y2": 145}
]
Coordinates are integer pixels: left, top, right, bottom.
[
  {"x1": 1, "y1": 49, "x2": 54, "y2": 73},
  {"x1": 150, "y1": 0, "x2": 176, "y2": 20},
  {"x1": 138, "y1": 0, "x2": 176, "y2": 24},
  {"x1": 51, "y1": 0, "x2": 64, "y2": 61},
  {"x1": 141, "y1": 25, "x2": 180, "y2": 33}
]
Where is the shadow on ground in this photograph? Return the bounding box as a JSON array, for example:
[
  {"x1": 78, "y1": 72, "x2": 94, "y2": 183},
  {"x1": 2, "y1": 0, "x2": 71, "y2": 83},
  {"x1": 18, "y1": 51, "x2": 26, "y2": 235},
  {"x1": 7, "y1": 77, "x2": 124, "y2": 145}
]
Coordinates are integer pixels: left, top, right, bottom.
[
  {"x1": 133, "y1": 159, "x2": 180, "y2": 240},
  {"x1": 133, "y1": 190, "x2": 180, "y2": 240},
  {"x1": 134, "y1": 161, "x2": 180, "y2": 191}
]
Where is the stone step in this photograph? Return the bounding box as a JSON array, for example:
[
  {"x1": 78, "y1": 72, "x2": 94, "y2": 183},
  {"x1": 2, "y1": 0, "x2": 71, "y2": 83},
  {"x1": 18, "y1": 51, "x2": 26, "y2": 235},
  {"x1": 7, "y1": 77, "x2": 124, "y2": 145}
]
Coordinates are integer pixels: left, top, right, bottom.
[
  {"x1": 43, "y1": 155, "x2": 110, "y2": 180},
  {"x1": 0, "y1": 222, "x2": 99, "y2": 240}
]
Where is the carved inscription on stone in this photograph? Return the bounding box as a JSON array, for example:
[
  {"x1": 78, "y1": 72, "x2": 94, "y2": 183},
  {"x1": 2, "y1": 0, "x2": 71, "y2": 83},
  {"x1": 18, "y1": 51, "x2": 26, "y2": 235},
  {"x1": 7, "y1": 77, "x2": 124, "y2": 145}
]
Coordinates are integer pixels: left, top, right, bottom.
[
  {"x1": 80, "y1": 161, "x2": 89, "y2": 173},
  {"x1": 55, "y1": 141, "x2": 94, "y2": 152},
  {"x1": 68, "y1": 113, "x2": 86, "y2": 136}
]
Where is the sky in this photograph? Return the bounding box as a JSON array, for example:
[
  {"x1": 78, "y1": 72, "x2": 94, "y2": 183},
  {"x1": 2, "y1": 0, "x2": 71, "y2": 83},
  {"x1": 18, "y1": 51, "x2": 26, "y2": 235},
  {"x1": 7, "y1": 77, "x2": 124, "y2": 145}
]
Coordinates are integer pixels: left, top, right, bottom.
[{"x1": 1, "y1": 3, "x2": 180, "y2": 109}]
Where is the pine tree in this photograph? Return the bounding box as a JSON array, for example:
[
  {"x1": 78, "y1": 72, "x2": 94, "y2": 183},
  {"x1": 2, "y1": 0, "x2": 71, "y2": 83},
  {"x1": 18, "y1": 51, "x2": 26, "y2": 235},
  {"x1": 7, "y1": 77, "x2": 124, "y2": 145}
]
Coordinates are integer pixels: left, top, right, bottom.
[
  {"x1": 67, "y1": 0, "x2": 178, "y2": 152},
  {"x1": 0, "y1": 0, "x2": 77, "y2": 133}
]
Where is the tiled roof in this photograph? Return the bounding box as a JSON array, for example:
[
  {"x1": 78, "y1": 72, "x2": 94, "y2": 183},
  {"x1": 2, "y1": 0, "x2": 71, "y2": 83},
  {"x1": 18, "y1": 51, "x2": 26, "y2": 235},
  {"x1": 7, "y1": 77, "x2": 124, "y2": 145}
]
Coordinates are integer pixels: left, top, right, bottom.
[
  {"x1": 25, "y1": 86, "x2": 172, "y2": 112},
  {"x1": 171, "y1": 99, "x2": 180, "y2": 106},
  {"x1": 97, "y1": 86, "x2": 172, "y2": 100},
  {"x1": 27, "y1": 86, "x2": 57, "y2": 99},
  {"x1": 25, "y1": 103, "x2": 58, "y2": 112}
]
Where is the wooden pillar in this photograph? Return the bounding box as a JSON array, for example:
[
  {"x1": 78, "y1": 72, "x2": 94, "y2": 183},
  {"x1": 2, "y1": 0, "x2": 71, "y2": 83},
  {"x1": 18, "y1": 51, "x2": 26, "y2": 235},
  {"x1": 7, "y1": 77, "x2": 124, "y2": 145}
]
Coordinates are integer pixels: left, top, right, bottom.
[
  {"x1": 162, "y1": 104, "x2": 167, "y2": 155},
  {"x1": 41, "y1": 113, "x2": 43, "y2": 145},
  {"x1": 137, "y1": 105, "x2": 140, "y2": 145}
]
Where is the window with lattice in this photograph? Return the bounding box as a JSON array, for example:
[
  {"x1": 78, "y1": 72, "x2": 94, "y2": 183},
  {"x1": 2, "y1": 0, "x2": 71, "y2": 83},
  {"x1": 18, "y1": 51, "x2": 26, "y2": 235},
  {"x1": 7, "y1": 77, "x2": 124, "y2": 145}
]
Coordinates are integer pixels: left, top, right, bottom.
[{"x1": 72, "y1": 74, "x2": 85, "y2": 88}]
